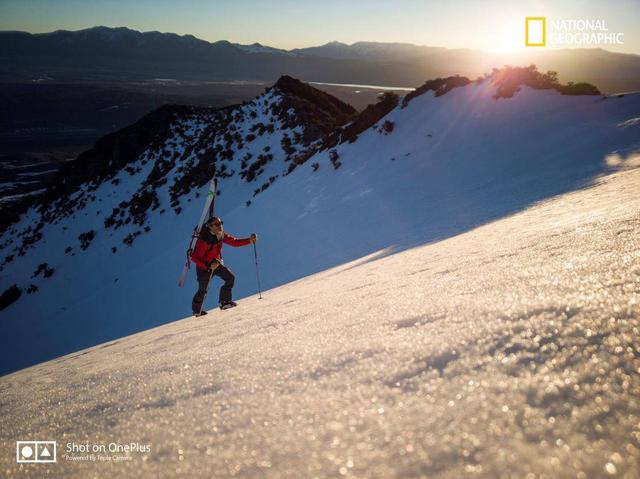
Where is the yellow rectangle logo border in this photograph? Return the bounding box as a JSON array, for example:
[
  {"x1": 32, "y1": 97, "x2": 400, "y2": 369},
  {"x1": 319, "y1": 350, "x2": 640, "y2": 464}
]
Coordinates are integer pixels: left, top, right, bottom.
[{"x1": 525, "y1": 17, "x2": 546, "y2": 47}]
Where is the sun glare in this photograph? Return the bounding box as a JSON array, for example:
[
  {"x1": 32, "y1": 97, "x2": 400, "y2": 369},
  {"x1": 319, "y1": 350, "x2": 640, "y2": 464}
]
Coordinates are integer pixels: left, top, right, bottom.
[{"x1": 487, "y1": 18, "x2": 527, "y2": 53}]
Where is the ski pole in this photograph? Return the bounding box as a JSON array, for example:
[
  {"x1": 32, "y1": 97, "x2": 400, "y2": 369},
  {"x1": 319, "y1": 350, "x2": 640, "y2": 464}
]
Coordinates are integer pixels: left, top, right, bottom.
[
  {"x1": 198, "y1": 269, "x2": 215, "y2": 316},
  {"x1": 253, "y1": 242, "x2": 262, "y2": 299}
]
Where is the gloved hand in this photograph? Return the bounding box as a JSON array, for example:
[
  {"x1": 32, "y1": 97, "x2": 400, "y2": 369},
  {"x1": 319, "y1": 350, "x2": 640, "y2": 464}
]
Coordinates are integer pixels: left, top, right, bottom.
[
  {"x1": 250, "y1": 233, "x2": 258, "y2": 243},
  {"x1": 209, "y1": 260, "x2": 220, "y2": 272}
]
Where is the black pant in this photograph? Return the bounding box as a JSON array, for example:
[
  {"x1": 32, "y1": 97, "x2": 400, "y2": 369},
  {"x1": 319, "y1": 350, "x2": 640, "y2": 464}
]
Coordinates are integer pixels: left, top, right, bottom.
[{"x1": 192, "y1": 264, "x2": 235, "y2": 313}]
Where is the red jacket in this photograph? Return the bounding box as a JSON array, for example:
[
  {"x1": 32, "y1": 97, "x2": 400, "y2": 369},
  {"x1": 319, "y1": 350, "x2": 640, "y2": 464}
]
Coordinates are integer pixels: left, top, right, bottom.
[{"x1": 191, "y1": 230, "x2": 251, "y2": 269}]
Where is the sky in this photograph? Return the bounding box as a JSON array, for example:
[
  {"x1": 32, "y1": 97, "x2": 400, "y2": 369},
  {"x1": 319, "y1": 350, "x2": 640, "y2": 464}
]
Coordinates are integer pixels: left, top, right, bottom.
[{"x1": 0, "y1": 0, "x2": 638, "y2": 54}]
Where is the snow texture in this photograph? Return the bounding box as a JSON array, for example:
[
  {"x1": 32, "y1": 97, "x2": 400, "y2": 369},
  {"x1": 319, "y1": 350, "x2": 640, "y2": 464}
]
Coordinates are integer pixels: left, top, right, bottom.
[{"x1": 1, "y1": 163, "x2": 639, "y2": 478}]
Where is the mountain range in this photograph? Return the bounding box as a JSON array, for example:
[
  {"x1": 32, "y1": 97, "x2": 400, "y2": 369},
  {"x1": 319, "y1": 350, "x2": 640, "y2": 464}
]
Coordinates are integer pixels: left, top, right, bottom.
[{"x1": 2, "y1": 26, "x2": 640, "y2": 92}]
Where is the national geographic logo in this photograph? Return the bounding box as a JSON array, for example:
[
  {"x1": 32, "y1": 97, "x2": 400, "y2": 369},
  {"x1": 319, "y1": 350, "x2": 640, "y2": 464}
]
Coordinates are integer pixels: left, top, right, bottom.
[{"x1": 526, "y1": 17, "x2": 624, "y2": 47}]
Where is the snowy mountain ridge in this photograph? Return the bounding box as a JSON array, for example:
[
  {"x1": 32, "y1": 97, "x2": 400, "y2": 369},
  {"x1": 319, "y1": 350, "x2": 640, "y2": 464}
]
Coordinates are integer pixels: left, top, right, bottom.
[
  {"x1": 235, "y1": 42, "x2": 298, "y2": 57},
  {"x1": 1, "y1": 71, "x2": 639, "y2": 375}
]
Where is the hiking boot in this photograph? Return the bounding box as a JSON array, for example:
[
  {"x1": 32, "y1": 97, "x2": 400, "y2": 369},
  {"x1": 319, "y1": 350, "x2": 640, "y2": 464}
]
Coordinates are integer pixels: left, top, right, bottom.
[{"x1": 219, "y1": 301, "x2": 237, "y2": 310}]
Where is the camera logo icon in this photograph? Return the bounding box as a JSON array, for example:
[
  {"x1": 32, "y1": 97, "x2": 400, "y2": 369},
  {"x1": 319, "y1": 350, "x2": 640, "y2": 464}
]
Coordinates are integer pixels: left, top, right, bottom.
[{"x1": 16, "y1": 441, "x2": 56, "y2": 463}]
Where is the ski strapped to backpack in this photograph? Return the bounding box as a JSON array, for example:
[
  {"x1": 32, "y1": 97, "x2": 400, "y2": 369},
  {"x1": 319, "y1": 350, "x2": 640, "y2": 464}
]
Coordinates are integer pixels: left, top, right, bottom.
[{"x1": 178, "y1": 177, "x2": 217, "y2": 287}]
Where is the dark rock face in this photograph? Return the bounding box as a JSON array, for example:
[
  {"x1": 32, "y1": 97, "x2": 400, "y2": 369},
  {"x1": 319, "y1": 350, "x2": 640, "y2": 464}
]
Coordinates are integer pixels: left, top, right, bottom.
[
  {"x1": 44, "y1": 105, "x2": 212, "y2": 205},
  {"x1": 402, "y1": 75, "x2": 471, "y2": 107},
  {"x1": 269, "y1": 75, "x2": 357, "y2": 144},
  {"x1": 31, "y1": 262, "x2": 55, "y2": 278},
  {"x1": 0, "y1": 284, "x2": 21, "y2": 311},
  {"x1": 490, "y1": 66, "x2": 600, "y2": 99},
  {"x1": 323, "y1": 91, "x2": 399, "y2": 148}
]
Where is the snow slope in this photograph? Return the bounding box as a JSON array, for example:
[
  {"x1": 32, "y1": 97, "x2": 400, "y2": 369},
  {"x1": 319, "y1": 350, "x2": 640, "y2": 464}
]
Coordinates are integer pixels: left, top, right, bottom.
[
  {"x1": 1, "y1": 78, "x2": 639, "y2": 376},
  {"x1": 1, "y1": 162, "x2": 639, "y2": 478},
  {"x1": 0, "y1": 79, "x2": 354, "y2": 374}
]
